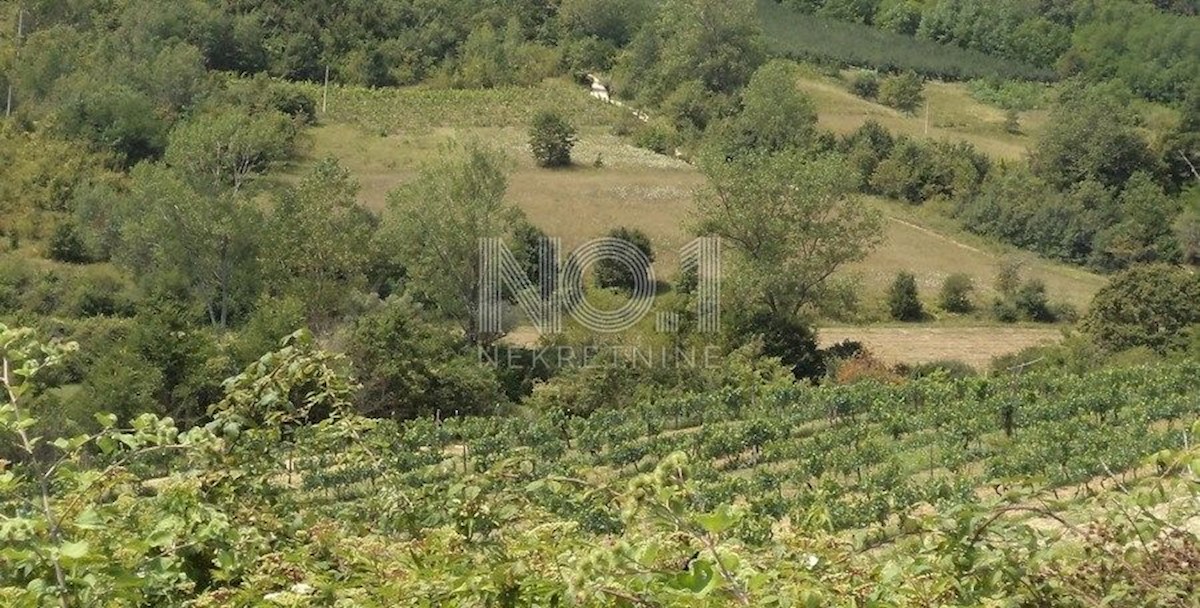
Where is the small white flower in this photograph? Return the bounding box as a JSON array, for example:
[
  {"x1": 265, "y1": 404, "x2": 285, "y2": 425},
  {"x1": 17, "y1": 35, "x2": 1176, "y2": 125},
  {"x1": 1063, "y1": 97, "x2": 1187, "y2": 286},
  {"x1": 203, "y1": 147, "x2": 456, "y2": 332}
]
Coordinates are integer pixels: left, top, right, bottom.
[
  {"x1": 803, "y1": 554, "x2": 819, "y2": 569},
  {"x1": 291, "y1": 583, "x2": 316, "y2": 596}
]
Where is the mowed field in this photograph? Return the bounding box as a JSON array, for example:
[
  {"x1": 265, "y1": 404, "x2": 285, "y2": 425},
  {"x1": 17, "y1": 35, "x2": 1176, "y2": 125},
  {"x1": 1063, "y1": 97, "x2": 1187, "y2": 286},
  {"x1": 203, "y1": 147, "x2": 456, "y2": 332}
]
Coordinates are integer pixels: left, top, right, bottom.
[
  {"x1": 793, "y1": 67, "x2": 1049, "y2": 161},
  {"x1": 300, "y1": 77, "x2": 1108, "y2": 364},
  {"x1": 818, "y1": 325, "x2": 1063, "y2": 368}
]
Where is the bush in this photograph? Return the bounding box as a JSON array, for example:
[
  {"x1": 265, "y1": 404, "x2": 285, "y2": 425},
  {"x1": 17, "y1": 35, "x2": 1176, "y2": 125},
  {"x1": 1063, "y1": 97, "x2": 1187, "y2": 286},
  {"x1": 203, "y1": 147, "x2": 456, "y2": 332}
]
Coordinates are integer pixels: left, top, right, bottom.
[
  {"x1": 594, "y1": 226, "x2": 654, "y2": 291},
  {"x1": 991, "y1": 299, "x2": 1020, "y2": 323},
  {"x1": 47, "y1": 219, "x2": 92, "y2": 264},
  {"x1": 1082, "y1": 264, "x2": 1200, "y2": 354},
  {"x1": 1014, "y1": 279, "x2": 1054, "y2": 322},
  {"x1": 888, "y1": 271, "x2": 923, "y2": 321},
  {"x1": 938, "y1": 273, "x2": 975, "y2": 313},
  {"x1": 529, "y1": 110, "x2": 578, "y2": 168},
  {"x1": 848, "y1": 70, "x2": 880, "y2": 99},
  {"x1": 726, "y1": 310, "x2": 825, "y2": 381},
  {"x1": 634, "y1": 119, "x2": 678, "y2": 155},
  {"x1": 878, "y1": 71, "x2": 924, "y2": 113}
]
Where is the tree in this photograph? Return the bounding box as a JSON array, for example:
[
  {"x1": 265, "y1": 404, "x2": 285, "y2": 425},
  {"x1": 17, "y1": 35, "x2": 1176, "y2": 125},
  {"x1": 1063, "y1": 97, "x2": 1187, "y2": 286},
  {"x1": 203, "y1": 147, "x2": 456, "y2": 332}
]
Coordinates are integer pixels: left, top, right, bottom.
[
  {"x1": 706, "y1": 59, "x2": 818, "y2": 157},
  {"x1": 528, "y1": 110, "x2": 578, "y2": 168},
  {"x1": 1030, "y1": 86, "x2": 1156, "y2": 191},
  {"x1": 695, "y1": 150, "x2": 882, "y2": 318},
  {"x1": 613, "y1": 0, "x2": 765, "y2": 104},
  {"x1": 113, "y1": 163, "x2": 261, "y2": 328},
  {"x1": 877, "y1": 71, "x2": 923, "y2": 113},
  {"x1": 263, "y1": 158, "x2": 376, "y2": 326},
  {"x1": 1090, "y1": 172, "x2": 1181, "y2": 269},
  {"x1": 348, "y1": 296, "x2": 506, "y2": 419},
  {"x1": 376, "y1": 142, "x2": 517, "y2": 345},
  {"x1": 595, "y1": 226, "x2": 655, "y2": 290},
  {"x1": 164, "y1": 107, "x2": 295, "y2": 195},
  {"x1": 939, "y1": 273, "x2": 975, "y2": 313},
  {"x1": 848, "y1": 70, "x2": 879, "y2": 99},
  {"x1": 1082, "y1": 264, "x2": 1200, "y2": 353},
  {"x1": 888, "y1": 271, "x2": 923, "y2": 321},
  {"x1": 1013, "y1": 279, "x2": 1053, "y2": 322}
]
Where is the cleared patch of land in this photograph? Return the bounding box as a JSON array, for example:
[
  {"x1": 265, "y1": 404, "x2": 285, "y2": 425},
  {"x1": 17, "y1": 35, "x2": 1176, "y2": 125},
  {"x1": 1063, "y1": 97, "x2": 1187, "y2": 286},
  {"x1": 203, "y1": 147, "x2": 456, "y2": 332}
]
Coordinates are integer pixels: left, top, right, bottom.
[
  {"x1": 818, "y1": 326, "x2": 1063, "y2": 368},
  {"x1": 794, "y1": 68, "x2": 1048, "y2": 161}
]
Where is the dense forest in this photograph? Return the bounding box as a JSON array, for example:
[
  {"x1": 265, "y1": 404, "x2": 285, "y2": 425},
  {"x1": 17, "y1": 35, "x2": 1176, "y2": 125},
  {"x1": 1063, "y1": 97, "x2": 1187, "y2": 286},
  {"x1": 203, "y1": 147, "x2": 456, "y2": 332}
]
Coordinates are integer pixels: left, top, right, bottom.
[{"x1": 1, "y1": 0, "x2": 1200, "y2": 605}]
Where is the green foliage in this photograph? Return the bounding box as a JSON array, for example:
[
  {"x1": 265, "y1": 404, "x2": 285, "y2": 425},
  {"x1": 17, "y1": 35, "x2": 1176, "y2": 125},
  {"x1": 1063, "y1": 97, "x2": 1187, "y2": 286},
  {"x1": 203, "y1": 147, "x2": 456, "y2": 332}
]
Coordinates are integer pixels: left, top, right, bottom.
[
  {"x1": 848, "y1": 70, "x2": 880, "y2": 99},
  {"x1": 613, "y1": 0, "x2": 766, "y2": 105},
  {"x1": 725, "y1": 309, "x2": 826, "y2": 380},
  {"x1": 1063, "y1": 2, "x2": 1200, "y2": 103},
  {"x1": 1030, "y1": 86, "x2": 1157, "y2": 191},
  {"x1": 939, "y1": 273, "x2": 975, "y2": 313},
  {"x1": 696, "y1": 151, "x2": 883, "y2": 318},
  {"x1": 1083, "y1": 264, "x2": 1200, "y2": 354},
  {"x1": 375, "y1": 142, "x2": 516, "y2": 345},
  {"x1": 54, "y1": 82, "x2": 168, "y2": 168},
  {"x1": 870, "y1": 137, "x2": 989, "y2": 203},
  {"x1": 263, "y1": 158, "x2": 375, "y2": 324},
  {"x1": 348, "y1": 297, "x2": 506, "y2": 419},
  {"x1": 877, "y1": 70, "x2": 924, "y2": 113},
  {"x1": 758, "y1": 0, "x2": 1055, "y2": 81},
  {"x1": 916, "y1": 0, "x2": 1071, "y2": 68},
  {"x1": 887, "y1": 271, "x2": 923, "y2": 321},
  {"x1": 46, "y1": 218, "x2": 92, "y2": 264},
  {"x1": 528, "y1": 110, "x2": 578, "y2": 167},
  {"x1": 706, "y1": 59, "x2": 819, "y2": 157},
  {"x1": 594, "y1": 227, "x2": 655, "y2": 290}
]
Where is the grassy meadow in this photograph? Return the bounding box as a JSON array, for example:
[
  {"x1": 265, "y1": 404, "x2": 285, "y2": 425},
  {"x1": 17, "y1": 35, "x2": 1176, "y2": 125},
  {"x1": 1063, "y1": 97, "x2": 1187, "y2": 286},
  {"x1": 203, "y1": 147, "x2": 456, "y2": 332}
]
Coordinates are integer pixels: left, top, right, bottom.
[{"x1": 297, "y1": 76, "x2": 1109, "y2": 363}]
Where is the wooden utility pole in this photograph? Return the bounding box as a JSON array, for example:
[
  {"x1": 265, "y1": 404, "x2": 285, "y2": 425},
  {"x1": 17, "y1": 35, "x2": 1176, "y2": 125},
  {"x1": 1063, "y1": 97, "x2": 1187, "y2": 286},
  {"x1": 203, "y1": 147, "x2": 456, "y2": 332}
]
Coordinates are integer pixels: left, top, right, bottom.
[
  {"x1": 5, "y1": 7, "x2": 23, "y2": 118},
  {"x1": 322, "y1": 65, "x2": 329, "y2": 113}
]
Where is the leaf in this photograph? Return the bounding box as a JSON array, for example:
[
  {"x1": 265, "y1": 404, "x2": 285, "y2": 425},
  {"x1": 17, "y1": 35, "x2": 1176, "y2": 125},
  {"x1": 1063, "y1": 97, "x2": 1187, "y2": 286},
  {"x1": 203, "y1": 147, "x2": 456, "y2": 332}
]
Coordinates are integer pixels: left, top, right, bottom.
[
  {"x1": 696, "y1": 505, "x2": 735, "y2": 535},
  {"x1": 59, "y1": 541, "x2": 89, "y2": 560},
  {"x1": 94, "y1": 413, "x2": 117, "y2": 429}
]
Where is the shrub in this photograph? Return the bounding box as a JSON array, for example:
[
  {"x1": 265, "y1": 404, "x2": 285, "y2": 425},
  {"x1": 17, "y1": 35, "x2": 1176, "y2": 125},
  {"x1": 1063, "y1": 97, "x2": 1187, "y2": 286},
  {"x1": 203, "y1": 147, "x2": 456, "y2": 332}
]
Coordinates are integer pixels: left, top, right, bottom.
[
  {"x1": 848, "y1": 70, "x2": 880, "y2": 99},
  {"x1": 634, "y1": 119, "x2": 677, "y2": 155},
  {"x1": 878, "y1": 71, "x2": 924, "y2": 113},
  {"x1": 1082, "y1": 264, "x2": 1200, "y2": 354},
  {"x1": 726, "y1": 310, "x2": 825, "y2": 381},
  {"x1": 529, "y1": 110, "x2": 578, "y2": 167},
  {"x1": 991, "y1": 298, "x2": 1020, "y2": 323},
  {"x1": 1014, "y1": 279, "x2": 1054, "y2": 322},
  {"x1": 594, "y1": 226, "x2": 654, "y2": 291},
  {"x1": 47, "y1": 219, "x2": 92, "y2": 264},
  {"x1": 888, "y1": 271, "x2": 923, "y2": 321},
  {"x1": 938, "y1": 273, "x2": 975, "y2": 313}
]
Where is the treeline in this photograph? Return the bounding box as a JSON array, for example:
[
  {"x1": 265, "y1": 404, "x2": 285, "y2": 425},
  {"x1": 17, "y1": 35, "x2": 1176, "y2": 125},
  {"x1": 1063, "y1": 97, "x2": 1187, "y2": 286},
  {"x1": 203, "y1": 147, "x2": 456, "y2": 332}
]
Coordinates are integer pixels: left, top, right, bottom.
[{"x1": 764, "y1": 0, "x2": 1200, "y2": 103}]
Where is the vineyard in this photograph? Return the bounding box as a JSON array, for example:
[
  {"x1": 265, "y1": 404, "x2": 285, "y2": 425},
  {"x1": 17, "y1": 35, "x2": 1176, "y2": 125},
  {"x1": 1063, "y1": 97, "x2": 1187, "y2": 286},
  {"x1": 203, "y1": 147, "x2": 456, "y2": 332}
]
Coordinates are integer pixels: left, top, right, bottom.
[
  {"x1": 757, "y1": 0, "x2": 1056, "y2": 82},
  {"x1": 307, "y1": 361, "x2": 1200, "y2": 537},
  {"x1": 3, "y1": 325, "x2": 1200, "y2": 606},
  {"x1": 294, "y1": 79, "x2": 625, "y2": 136}
]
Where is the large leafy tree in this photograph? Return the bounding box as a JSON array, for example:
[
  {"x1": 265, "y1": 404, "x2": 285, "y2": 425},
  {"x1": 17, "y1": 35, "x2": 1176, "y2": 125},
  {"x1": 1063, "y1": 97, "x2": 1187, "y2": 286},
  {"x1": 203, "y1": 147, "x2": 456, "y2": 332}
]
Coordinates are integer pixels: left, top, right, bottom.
[
  {"x1": 376, "y1": 142, "x2": 518, "y2": 345},
  {"x1": 1083, "y1": 264, "x2": 1200, "y2": 354},
  {"x1": 263, "y1": 158, "x2": 376, "y2": 326},
  {"x1": 706, "y1": 59, "x2": 818, "y2": 157},
  {"x1": 614, "y1": 0, "x2": 765, "y2": 104},
  {"x1": 1030, "y1": 86, "x2": 1157, "y2": 191},
  {"x1": 694, "y1": 150, "x2": 882, "y2": 318}
]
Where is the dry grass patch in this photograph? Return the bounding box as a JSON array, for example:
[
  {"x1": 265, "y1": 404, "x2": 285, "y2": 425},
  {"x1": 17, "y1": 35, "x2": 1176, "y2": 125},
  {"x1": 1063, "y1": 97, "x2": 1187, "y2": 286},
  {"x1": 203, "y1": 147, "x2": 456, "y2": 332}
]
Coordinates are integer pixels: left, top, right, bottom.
[{"x1": 818, "y1": 326, "x2": 1063, "y2": 368}]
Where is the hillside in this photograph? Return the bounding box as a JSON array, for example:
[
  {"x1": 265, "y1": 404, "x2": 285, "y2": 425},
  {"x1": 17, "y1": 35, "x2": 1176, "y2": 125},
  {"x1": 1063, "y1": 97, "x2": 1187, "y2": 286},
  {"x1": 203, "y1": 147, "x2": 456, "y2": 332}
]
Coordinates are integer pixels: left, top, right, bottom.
[{"x1": 302, "y1": 79, "x2": 1105, "y2": 313}]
